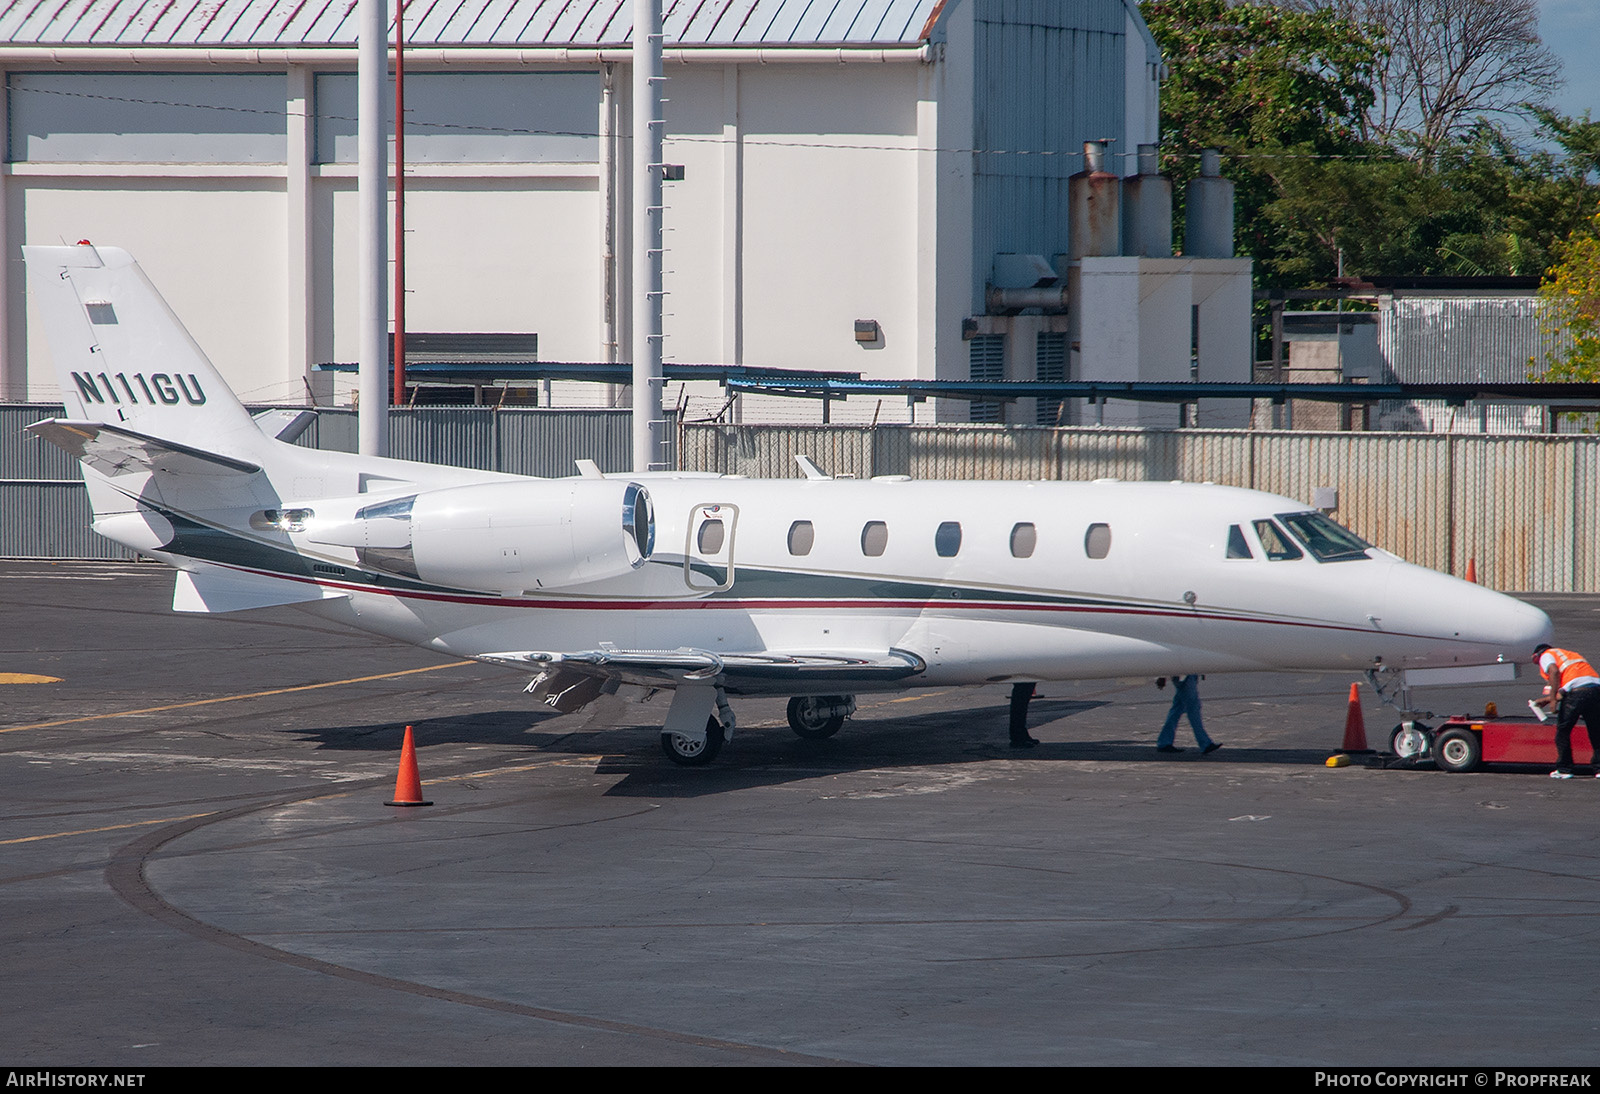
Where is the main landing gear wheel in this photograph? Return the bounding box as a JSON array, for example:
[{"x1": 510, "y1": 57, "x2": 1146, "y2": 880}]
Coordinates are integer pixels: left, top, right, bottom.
[
  {"x1": 787, "y1": 696, "x2": 846, "y2": 740},
  {"x1": 661, "y1": 716, "x2": 725, "y2": 766},
  {"x1": 1433, "y1": 728, "x2": 1481, "y2": 773}
]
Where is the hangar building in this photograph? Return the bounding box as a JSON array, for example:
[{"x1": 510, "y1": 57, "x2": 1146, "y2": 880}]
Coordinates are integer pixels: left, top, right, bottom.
[{"x1": 0, "y1": 0, "x2": 1247, "y2": 425}]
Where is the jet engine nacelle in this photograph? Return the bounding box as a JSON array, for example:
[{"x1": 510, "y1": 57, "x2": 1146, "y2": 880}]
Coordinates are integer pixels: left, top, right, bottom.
[{"x1": 314, "y1": 479, "x2": 654, "y2": 594}]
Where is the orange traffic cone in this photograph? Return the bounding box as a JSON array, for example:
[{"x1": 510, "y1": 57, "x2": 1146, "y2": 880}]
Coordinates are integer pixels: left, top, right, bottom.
[
  {"x1": 1465, "y1": 557, "x2": 1477, "y2": 584},
  {"x1": 1340, "y1": 683, "x2": 1371, "y2": 753},
  {"x1": 385, "y1": 725, "x2": 432, "y2": 807}
]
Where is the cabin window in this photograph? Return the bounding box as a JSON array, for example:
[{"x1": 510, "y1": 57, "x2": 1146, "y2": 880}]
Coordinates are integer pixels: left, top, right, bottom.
[
  {"x1": 698, "y1": 519, "x2": 725, "y2": 554},
  {"x1": 1253, "y1": 519, "x2": 1303, "y2": 561},
  {"x1": 1084, "y1": 523, "x2": 1112, "y2": 559},
  {"x1": 861, "y1": 521, "x2": 889, "y2": 557},
  {"x1": 1226, "y1": 525, "x2": 1253, "y2": 559},
  {"x1": 787, "y1": 520, "x2": 815, "y2": 556},
  {"x1": 1010, "y1": 522, "x2": 1037, "y2": 558},
  {"x1": 935, "y1": 521, "x2": 962, "y2": 558},
  {"x1": 1277, "y1": 511, "x2": 1372, "y2": 563}
]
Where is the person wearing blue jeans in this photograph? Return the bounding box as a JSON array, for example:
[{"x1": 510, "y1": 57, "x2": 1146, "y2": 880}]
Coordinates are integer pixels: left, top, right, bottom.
[{"x1": 1157, "y1": 675, "x2": 1221, "y2": 755}]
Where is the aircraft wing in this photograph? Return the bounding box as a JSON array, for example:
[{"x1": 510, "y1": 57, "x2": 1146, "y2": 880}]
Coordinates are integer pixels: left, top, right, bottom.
[
  {"x1": 27, "y1": 419, "x2": 260, "y2": 479},
  {"x1": 480, "y1": 647, "x2": 927, "y2": 712}
]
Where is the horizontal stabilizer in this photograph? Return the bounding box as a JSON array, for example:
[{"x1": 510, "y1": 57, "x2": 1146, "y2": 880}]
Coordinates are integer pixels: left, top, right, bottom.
[
  {"x1": 173, "y1": 567, "x2": 348, "y2": 614},
  {"x1": 28, "y1": 419, "x2": 260, "y2": 480}
]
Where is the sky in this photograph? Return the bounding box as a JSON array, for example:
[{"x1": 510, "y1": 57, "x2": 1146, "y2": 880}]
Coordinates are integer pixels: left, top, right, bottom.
[{"x1": 1540, "y1": 0, "x2": 1600, "y2": 120}]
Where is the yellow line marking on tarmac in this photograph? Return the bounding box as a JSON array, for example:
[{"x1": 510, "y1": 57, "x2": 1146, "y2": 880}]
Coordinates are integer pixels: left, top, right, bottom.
[
  {"x1": 434, "y1": 757, "x2": 608, "y2": 783},
  {"x1": 0, "y1": 661, "x2": 476, "y2": 734},
  {"x1": 310, "y1": 756, "x2": 612, "y2": 806},
  {"x1": 0, "y1": 673, "x2": 62, "y2": 684},
  {"x1": 6, "y1": 759, "x2": 600, "y2": 844},
  {"x1": 0, "y1": 811, "x2": 216, "y2": 846}
]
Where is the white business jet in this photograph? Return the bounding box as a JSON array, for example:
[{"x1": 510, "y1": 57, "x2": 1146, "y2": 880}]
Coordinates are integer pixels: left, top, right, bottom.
[{"x1": 22, "y1": 244, "x2": 1552, "y2": 763}]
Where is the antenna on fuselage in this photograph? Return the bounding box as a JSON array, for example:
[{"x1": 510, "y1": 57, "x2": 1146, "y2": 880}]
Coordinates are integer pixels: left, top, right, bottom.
[{"x1": 795, "y1": 455, "x2": 831, "y2": 480}]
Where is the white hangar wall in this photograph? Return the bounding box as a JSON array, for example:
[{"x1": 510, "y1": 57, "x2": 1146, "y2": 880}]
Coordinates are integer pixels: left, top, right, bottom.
[
  {"x1": 312, "y1": 69, "x2": 608, "y2": 396},
  {"x1": 3, "y1": 66, "x2": 615, "y2": 407},
  {"x1": 5, "y1": 71, "x2": 296, "y2": 403},
  {"x1": 664, "y1": 63, "x2": 926, "y2": 388},
  {"x1": 1, "y1": 59, "x2": 942, "y2": 418},
  {"x1": 14, "y1": 177, "x2": 292, "y2": 401},
  {"x1": 314, "y1": 177, "x2": 605, "y2": 374}
]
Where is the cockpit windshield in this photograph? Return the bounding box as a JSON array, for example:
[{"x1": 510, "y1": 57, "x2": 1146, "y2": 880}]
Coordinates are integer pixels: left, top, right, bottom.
[
  {"x1": 1276, "y1": 511, "x2": 1373, "y2": 562},
  {"x1": 1253, "y1": 519, "x2": 1302, "y2": 561}
]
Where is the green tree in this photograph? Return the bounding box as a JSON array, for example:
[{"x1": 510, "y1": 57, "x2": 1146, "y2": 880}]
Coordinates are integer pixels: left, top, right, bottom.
[
  {"x1": 1141, "y1": 0, "x2": 1382, "y2": 267},
  {"x1": 1145, "y1": 0, "x2": 1600, "y2": 287},
  {"x1": 1260, "y1": 113, "x2": 1600, "y2": 283},
  {"x1": 1143, "y1": 0, "x2": 1379, "y2": 153},
  {"x1": 1534, "y1": 213, "x2": 1600, "y2": 382}
]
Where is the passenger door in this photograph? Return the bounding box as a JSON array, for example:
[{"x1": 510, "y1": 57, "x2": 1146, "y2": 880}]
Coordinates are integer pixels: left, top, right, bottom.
[{"x1": 684, "y1": 503, "x2": 738, "y2": 591}]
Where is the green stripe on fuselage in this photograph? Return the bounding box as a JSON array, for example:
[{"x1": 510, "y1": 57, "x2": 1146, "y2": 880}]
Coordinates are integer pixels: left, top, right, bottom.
[{"x1": 150, "y1": 511, "x2": 1127, "y2": 609}]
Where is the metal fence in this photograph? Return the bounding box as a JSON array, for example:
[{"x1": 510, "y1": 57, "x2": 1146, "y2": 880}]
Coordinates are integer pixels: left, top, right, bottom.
[
  {"x1": 680, "y1": 422, "x2": 1599, "y2": 593},
  {"x1": 5, "y1": 402, "x2": 1596, "y2": 593},
  {"x1": 280, "y1": 406, "x2": 644, "y2": 476}
]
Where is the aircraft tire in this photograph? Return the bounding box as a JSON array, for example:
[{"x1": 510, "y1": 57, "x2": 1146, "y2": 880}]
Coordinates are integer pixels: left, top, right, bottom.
[
  {"x1": 1433, "y1": 728, "x2": 1481, "y2": 774},
  {"x1": 787, "y1": 696, "x2": 845, "y2": 740},
  {"x1": 661, "y1": 716, "x2": 725, "y2": 766},
  {"x1": 1390, "y1": 722, "x2": 1431, "y2": 760}
]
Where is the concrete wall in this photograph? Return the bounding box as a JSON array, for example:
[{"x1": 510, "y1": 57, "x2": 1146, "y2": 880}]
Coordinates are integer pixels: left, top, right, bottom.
[{"x1": 1075, "y1": 256, "x2": 1252, "y2": 428}]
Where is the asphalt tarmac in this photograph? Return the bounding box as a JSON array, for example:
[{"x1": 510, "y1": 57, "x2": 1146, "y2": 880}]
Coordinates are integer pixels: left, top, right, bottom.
[{"x1": 3, "y1": 560, "x2": 1597, "y2": 1067}]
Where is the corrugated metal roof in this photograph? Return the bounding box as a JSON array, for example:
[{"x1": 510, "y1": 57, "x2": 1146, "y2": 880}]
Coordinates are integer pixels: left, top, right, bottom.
[{"x1": 0, "y1": 0, "x2": 945, "y2": 47}]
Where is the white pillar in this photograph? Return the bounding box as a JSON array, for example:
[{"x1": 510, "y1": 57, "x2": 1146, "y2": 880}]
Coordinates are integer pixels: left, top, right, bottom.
[
  {"x1": 631, "y1": 0, "x2": 664, "y2": 472},
  {"x1": 720, "y1": 64, "x2": 742, "y2": 371},
  {"x1": 0, "y1": 69, "x2": 10, "y2": 400},
  {"x1": 358, "y1": 0, "x2": 389, "y2": 456},
  {"x1": 286, "y1": 65, "x2": 314, "y2": 404}
]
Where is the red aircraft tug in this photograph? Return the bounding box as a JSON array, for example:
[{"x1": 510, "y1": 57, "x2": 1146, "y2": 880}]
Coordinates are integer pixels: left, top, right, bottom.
[{"x1": 1392, "y1": 709, "x2": 1597, "y2": 773}]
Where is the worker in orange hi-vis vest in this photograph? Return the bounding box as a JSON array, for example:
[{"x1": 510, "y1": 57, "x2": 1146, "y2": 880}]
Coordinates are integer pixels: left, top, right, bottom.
[{"x1": 1534, "y1": 643, "x2": 1600, "y2": 779}]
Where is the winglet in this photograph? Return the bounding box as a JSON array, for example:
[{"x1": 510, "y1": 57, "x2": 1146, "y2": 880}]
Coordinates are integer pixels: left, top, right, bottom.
[{"x1": 574, "y1": 459, "x2": 604, "y2": 479}]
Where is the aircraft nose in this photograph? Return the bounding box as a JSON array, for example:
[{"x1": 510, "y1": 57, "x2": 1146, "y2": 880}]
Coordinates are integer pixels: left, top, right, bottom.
[
  {"x1": 1384, "y1": 563, "x2": 1552, "y2": 659},
  {"x1": 1505, "y1": 595, "x2": 1555, "y2": 654}
]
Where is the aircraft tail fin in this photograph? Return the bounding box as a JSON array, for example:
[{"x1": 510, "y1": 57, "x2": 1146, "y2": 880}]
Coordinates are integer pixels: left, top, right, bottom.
[{"x1": 23, "y1": 243, "x2": 270, "y2": 464}]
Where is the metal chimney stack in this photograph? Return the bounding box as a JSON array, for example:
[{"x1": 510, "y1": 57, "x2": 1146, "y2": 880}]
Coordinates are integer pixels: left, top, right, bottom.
[
  {"x1": 1064, "y1": 140, "x2": 1121, "y2": 428},
  {"x1": 1121, "y1": 143, "x2": 1172, "y2": 259},
  {"x1": 1184, "y1": 149, "x2": 1234, "y2": 258},
  {"x1": 1068, "y1": 140, "x2": 1122, "y2": 260}
]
